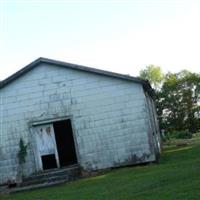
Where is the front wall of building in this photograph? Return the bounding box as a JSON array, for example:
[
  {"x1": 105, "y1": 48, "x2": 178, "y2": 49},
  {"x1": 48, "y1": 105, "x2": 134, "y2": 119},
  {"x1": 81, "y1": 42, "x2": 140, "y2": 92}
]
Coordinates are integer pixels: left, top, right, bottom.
[{"x1": 0, "y1": 64, "x2": 155, "y2": 184}]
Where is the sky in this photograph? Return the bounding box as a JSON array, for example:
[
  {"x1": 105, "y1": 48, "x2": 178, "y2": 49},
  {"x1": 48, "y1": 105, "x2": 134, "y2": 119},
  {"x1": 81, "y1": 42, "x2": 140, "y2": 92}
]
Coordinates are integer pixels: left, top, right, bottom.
[{"x1": 0, "y1": 0, "x2": 200, "y2": 80}]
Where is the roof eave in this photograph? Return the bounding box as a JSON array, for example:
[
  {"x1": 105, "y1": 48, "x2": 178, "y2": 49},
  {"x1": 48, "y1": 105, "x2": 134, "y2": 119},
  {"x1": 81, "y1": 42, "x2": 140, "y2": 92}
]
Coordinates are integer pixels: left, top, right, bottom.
[{"x1": 0, "y1": 57, "x2": 155, "y2": 98}]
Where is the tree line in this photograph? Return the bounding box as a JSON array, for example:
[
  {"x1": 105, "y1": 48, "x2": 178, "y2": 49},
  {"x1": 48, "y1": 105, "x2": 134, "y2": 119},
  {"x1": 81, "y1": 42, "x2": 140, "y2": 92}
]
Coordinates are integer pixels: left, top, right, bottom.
[{"x1": 140, "y1": 65, "x2": 200, "y2": 137}]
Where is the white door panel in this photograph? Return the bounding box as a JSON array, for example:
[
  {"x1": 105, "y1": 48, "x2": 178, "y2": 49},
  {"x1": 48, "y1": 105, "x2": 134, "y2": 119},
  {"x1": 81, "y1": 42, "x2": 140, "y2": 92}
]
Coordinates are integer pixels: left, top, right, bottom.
[{"x1": 34, "y1": 123, "x2": 60, "y2": 170}]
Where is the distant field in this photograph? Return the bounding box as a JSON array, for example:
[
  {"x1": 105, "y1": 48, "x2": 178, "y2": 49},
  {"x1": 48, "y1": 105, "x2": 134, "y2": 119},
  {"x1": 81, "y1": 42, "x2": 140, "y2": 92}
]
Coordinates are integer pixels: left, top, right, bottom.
[{"x1": 2, "y1": 136, "x2": 200, "y2": 200}]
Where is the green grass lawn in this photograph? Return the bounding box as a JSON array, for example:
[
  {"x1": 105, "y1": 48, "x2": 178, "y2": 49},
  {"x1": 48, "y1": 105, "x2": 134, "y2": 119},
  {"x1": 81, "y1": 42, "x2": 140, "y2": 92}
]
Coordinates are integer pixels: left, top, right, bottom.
[{"x1": 2, "y1": 139, "x2": 200, "y2": 200}]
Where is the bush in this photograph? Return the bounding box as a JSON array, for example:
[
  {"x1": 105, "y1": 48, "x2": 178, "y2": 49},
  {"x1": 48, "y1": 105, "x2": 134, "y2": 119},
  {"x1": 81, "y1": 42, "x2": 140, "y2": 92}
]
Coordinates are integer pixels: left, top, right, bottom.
[
  {"x1": 162, "y1": 132, "x2": 171, "y2": 142},
  {"x1": 173, "y1": 130, "x2": 192, "y2": 139}
]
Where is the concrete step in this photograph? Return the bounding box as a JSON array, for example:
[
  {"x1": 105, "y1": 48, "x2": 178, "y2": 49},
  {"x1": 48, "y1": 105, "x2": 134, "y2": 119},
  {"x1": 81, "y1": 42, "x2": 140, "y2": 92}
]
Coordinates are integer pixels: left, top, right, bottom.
[
  {"x1": 22, "y1": 164, "x2": 80, "y2": 183},
  {"x1": 17, "y1": 164, "x2": 81, "y2": 190},
  {"x1": 0, "y1": 185, "x2": 9, "y2": 195}
]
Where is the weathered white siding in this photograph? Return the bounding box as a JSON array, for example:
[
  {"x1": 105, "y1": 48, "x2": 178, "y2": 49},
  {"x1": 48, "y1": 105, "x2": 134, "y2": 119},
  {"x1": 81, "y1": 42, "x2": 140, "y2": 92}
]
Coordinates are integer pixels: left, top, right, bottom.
[
  {"x1": 144, "y1": 92, "x2": 161, "y2": 158},
  {"x1": 0, "y1": 63, "x2": 156, "y2": 184}
]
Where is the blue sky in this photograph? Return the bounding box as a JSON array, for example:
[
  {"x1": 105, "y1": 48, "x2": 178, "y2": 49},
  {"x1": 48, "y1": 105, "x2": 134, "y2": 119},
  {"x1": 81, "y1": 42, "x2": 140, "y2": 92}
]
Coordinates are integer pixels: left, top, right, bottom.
[{"x1": 0, "y1": 0, "x2": 200, "y2": 79}]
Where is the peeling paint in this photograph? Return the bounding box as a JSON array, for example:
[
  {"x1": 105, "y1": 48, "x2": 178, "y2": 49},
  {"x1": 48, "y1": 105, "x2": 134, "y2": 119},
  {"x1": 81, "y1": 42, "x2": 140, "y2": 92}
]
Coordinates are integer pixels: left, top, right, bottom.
[{"x1": 0, "y1": 63, "x2": 159, "y2": 184}]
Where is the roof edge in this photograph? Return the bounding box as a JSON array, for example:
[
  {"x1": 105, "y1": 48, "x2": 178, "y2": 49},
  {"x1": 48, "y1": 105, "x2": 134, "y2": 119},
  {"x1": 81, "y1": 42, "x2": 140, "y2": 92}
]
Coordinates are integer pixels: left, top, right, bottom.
[
  {"x1": 0, "y1": 58, "x2": 42, "y2": 88},
  {"x1": 0, "y1": 57, "x2": 155, "y2": 98}
]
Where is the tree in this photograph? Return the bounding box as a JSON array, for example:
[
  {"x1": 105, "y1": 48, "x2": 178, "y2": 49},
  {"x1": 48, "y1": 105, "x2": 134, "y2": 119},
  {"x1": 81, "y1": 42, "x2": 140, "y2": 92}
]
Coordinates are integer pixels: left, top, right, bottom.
[
  {"x1": 157, "y1": 70, "x2": 200, "y2": 133},
  {"x1": 139, "y1": 65, "x2": 164, "y2": 90},
  {"x1": 140, "y1": 65, "x2": 200, "y2": 134}
]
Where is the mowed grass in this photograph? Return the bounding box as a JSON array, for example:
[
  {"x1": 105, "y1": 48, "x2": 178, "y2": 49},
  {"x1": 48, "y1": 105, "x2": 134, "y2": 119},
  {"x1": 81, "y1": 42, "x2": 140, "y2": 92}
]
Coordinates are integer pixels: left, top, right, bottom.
[{"x1": 2, "y1": 140, "x2": 200, "y2": 200}]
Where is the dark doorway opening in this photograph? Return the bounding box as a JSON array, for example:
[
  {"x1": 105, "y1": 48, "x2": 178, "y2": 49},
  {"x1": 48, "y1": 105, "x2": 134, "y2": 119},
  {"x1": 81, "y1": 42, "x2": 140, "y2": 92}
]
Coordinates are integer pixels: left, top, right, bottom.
[
  {"x1": 41, "y1": 154, "x2": 57, "y2": 170},
  {"x1": 53, "y1": 119, "x2": 77, "y2": 167}
]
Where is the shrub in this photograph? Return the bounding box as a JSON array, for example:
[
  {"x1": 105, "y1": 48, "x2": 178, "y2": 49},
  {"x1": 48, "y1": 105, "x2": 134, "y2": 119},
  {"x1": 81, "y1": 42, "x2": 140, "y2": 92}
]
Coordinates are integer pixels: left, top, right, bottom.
[{"x1": 173, "y1": 130, "x2": 192, "y2": 139}]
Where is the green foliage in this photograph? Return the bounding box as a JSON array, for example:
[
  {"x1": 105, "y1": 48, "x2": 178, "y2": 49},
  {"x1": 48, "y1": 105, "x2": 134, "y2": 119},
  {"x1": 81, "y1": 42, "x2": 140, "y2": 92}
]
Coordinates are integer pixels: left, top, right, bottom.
[
  {"x1": 162, "y1": 132, "x2": 171, "y2": 142},
  {"x1": 156, "y1": 70, "x2": 200, "y2": 134},
  {"x1": 139, "y1": 65, "x2": 164, "y2": 90},
  {"x1": 172, "y1": 130, "x2": 192, "y2": 139},
  {"x1": 17, "y1": 138, "x2": 28, "y2": 164},
  {"x1": 140, "y1": 66, "x2": 200, "y2": 137}
]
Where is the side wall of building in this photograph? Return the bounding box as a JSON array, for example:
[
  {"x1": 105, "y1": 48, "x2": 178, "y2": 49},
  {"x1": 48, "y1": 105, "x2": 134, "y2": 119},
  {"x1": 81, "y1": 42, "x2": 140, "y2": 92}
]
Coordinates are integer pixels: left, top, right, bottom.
[
  {"x1": 0, "y1": 64, "x2": 156, "y2": 184},
  {"x1": 144, "y1": 92, "x2": 161, "y2": 159}
]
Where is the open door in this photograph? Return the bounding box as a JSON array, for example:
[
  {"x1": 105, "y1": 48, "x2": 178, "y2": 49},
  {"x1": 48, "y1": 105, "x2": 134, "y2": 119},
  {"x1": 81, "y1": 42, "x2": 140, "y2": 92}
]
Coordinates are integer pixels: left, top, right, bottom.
[
  {"x1": 34, "y1": 119, "x2": 77, "y2": 170},
  {"x1": 53, "y1": 119, "x2": 78, "y2": 167}
]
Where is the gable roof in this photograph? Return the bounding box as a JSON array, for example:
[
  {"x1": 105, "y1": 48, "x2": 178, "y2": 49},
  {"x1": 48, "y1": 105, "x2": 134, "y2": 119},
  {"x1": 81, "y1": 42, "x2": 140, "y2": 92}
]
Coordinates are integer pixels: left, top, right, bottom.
[{"x1": 0, "y1": 57, "x2": 155, "y2": 98}]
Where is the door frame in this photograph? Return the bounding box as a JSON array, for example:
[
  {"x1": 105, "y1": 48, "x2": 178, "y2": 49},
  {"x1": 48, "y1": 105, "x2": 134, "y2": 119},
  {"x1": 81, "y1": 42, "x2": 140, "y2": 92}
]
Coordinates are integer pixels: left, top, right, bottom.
[{"x1": 29, "y1": 116, "x2": 79, "y2": 172}]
